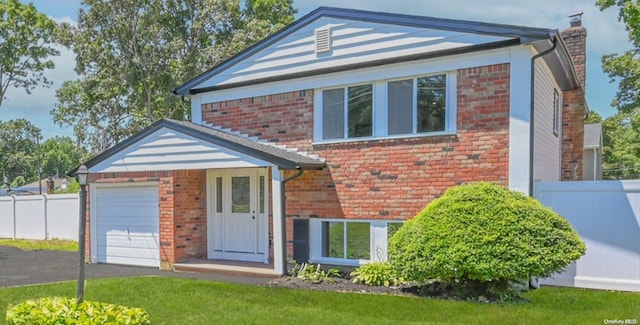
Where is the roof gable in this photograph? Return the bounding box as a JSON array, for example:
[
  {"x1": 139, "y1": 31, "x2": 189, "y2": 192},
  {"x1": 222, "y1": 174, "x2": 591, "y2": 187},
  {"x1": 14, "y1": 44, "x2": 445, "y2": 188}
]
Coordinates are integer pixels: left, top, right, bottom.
[
  {"x1": 83, "y1": 119, "x2": 325, "y2": 173},
  {"x1": 175, "y1": 7, "x2": 559, "y2": 95}
]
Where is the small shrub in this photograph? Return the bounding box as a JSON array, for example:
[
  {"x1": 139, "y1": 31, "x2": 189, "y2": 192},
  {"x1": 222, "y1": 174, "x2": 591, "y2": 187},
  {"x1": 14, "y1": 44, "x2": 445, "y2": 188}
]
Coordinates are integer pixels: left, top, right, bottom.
[
  {"x1": 350, "y1": 262, "x2": 403, "y2": 287},
  {"x1": 388, "y1": 182, "x2": 586, "y2": 299},
  {"x1": 289, "y1": 262, "x2": 341, "y2": 283},
  {"x1": 6, "y1": 297, "x2": 150, "y2": 325}
]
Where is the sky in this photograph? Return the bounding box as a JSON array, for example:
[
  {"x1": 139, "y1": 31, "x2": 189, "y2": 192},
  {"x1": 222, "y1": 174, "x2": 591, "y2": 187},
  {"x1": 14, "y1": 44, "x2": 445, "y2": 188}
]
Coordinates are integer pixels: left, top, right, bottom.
[{"x1": 0, "y1": 0, "x2": 632, "y2": 139}]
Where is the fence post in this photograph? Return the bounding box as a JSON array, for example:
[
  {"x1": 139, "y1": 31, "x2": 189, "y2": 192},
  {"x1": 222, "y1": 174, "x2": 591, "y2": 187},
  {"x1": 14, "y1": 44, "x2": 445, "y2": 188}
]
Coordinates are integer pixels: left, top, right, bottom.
[
  {"x1": 11, "y1": 195, "x2": 16, "y2": 240},
  {"x1": 43, "y1": 194, "x2": 48, "y2": 240}
]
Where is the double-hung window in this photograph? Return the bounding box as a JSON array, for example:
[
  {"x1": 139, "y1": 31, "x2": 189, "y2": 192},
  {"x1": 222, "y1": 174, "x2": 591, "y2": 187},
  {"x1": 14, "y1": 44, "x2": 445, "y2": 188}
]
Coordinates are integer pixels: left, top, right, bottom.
[
  {"x1": 388, "y1": 74, "x2": 447, "y2": 135},
  {"x1": 317, "y1": 71, "x2": 454, "y2": 142},
  {"x1": 322, "y1": 84, "x2": 373, "y2": 140}
]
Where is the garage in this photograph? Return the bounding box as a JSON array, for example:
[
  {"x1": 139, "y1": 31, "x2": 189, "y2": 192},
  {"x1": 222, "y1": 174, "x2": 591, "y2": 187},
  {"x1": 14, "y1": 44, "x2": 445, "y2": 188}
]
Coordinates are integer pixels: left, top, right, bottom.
[{"x1": 92, "y1": 183, "x2": 160, "y2": 268}]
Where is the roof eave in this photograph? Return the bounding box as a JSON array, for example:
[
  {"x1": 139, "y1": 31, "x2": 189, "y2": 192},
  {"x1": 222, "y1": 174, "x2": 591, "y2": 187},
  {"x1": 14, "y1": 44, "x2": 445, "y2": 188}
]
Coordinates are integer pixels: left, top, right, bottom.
[{"x1": 532, "y1": 33, "x2": 581, "y2": 91}]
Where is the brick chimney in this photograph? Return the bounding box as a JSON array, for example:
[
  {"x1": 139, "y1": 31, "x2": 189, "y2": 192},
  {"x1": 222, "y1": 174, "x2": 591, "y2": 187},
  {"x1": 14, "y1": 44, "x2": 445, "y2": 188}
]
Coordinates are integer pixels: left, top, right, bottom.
[{"x1": 560, "y1": 12, "x2": 587, "y2": 180}]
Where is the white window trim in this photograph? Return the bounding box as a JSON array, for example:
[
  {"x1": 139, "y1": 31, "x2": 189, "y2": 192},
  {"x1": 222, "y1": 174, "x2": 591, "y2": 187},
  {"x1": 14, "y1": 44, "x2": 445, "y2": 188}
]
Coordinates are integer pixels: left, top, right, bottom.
[
  {"x1": 314, "y1": 71, "x2": 457, "y2": 144},
  {"x1": 553, "y1": 89, "x2": 560, "y2": 137},
  {"x1": 309, "y1": 218, "x2": 405, "y2": 266}
]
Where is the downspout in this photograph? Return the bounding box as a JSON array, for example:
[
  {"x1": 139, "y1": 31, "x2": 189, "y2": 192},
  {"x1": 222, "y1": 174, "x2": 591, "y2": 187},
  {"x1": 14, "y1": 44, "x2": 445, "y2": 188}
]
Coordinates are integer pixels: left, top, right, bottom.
[
  {"x1": 280, "y1": 168, "x2": 304, "y2": 275},
  {"x1": 529, "y1": 36, "x2": 558, "y2": 197},
  {"x1": 528, "y1": 35, "x2": 557, "y2": 290}
]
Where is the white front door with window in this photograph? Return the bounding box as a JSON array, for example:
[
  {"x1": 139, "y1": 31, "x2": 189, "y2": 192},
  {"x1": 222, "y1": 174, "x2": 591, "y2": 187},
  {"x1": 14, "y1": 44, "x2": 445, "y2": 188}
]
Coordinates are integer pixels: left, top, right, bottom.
[{"x1": 207, "y1": 168, "x2": 268, "y2": 263}]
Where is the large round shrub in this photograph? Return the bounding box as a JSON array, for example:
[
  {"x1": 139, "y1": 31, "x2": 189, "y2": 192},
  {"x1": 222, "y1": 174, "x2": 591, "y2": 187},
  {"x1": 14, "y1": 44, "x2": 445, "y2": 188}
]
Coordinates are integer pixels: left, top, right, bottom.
[{"x1": 388, "y1": 182, "x2": 585, "y2": 294}]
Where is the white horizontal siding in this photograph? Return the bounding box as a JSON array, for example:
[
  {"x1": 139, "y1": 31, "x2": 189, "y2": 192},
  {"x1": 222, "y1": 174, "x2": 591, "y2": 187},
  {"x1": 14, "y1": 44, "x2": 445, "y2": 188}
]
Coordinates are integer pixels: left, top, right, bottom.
[
  {"x1": 195, "y1": 17, "x2": 514, "y2": 90},
  {"x1": 533, "y1": 59, "x2": 562, "y2": 181},
  {"x1": 89, "y1": 128, "x2": 271, "y2": 173}
]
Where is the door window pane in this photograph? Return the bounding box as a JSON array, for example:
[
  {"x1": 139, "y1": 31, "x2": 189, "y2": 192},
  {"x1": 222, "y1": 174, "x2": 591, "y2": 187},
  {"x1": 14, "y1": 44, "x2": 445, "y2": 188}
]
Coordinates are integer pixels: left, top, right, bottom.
[
  {"x1": 348, "y1": 85, "x2": 373, "y2": 138},
  {"x1": 388, "y1": 79, "x2": 414, "y2": 135},
  {"x1": 259, "y1": 176, "x2": 265, "y2": 213},
  {"x1": 322, "y1": 88, "x2": 345, "y2": 140},
  {"x1": 231, "y1": 176, "x2": 250, "y2": 213},
  {"x1": 417, "y1": 75, "x2": 446, "y2": 133},
  {"x1": 215, "y1": 177, "x2": 223, "y2": 213},
  {"x1": 347, "y1": 222, "x2": 370, "y2": 259}
]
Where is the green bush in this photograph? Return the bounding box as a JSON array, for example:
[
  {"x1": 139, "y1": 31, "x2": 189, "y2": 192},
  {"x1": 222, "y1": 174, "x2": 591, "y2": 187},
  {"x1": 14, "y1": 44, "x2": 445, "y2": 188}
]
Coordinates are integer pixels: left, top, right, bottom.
[
  {"x1": 289, "y1": 262, "x2": 341, "y2": 284},
  {"x1": 388, "y1": 182, "x2": 586, "y2": 297},
  {"x1": 350, "y1": 262, "x2": 403, "y2": 287},
  {"x1": 6, "y1": 297, "x2": 150, "y2": 324}
]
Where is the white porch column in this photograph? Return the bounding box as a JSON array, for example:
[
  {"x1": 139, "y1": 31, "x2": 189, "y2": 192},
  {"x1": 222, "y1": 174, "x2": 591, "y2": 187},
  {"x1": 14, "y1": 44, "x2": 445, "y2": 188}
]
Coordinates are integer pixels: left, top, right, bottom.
[{"x1": 271, "y1": 167, "x2": 285, "y2": 275}]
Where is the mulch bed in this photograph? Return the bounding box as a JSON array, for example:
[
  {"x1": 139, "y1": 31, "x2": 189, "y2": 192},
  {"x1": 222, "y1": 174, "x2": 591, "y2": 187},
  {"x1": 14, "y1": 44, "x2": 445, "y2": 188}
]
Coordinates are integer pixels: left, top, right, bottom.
[
  {"x1": 264, "y1": 276, "x2": 421, "y2": 297},
  {"x1": 265, "y1": 277, "x2": 522, "y2": 303}
]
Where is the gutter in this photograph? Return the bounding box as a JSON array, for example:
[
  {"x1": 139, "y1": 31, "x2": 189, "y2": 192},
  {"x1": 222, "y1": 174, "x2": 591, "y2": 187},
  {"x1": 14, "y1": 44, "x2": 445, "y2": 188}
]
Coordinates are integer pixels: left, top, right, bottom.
[
  {"x1": 279, "y1": 168, "x2": 304, "y2": 275},
  {"x1": 528, "y1": 35, "x2": 558, "y2": 290}
]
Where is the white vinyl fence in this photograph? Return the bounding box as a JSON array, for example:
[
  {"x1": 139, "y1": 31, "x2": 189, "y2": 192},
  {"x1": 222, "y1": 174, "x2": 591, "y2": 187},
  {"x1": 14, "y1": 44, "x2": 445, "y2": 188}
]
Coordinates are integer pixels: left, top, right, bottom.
[
  {"x1": 0, "y1": 194, "x2": 79, "y2": 241},
  {"x1": 535, "y1": 180, "x2": 640, "y2": 292}
]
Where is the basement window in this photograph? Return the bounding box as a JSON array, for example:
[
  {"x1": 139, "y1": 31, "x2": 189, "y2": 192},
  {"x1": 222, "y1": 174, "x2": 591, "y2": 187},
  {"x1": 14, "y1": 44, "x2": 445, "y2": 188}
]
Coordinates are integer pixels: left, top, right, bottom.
[{"x1": 310, "y1": 219, "x2": 405, "y2": 266}]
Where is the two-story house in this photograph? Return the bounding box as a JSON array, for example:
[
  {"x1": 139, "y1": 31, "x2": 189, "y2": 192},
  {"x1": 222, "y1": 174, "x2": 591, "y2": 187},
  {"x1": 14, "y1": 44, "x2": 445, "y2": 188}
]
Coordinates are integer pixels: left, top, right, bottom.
[{"x1": 80, "y1": 7, "x2": 587, "y2": 275}]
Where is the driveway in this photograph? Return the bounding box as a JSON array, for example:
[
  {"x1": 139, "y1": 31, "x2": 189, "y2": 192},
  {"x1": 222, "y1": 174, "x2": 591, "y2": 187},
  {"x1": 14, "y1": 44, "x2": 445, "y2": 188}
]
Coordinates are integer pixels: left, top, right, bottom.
[{"x1": 0, "y1": 246, "x2": 270, "y2": 288}]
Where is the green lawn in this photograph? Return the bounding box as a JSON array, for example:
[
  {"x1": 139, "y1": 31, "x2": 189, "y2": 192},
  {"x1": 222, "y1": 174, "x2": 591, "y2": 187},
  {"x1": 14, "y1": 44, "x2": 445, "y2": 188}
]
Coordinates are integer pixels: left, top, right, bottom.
[
  {"x1": 0, "y1": 238, "x2": 78, "y2": 252},
  {"x1": 1, "y1": 277, "x2": 638, "y2": 324}
]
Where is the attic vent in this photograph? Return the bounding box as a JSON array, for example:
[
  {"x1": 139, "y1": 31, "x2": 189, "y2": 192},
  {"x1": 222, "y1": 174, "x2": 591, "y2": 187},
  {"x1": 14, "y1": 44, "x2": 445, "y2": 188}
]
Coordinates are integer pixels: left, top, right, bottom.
[{"x1": 315, "y1": 27, "x2": 332, "y2": 54}]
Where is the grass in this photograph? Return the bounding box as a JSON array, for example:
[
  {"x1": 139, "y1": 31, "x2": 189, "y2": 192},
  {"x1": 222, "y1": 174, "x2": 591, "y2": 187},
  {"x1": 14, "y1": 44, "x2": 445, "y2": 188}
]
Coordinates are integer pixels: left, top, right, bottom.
[
  {"x1": 1, "y1": 277, "x2": 638, "y2": 324},
  {"x1": 0, "y1": 238, "x2": 78, "y2": 252}
]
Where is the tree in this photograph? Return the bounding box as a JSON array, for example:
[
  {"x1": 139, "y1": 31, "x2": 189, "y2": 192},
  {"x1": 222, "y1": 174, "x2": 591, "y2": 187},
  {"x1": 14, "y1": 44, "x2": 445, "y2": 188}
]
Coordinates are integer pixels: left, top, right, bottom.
[
  {"x1": 596, "y1": 1, "x2": 640, "y2": 178},
  {"x1": 0, "y1": 0, "x2": 59, "y2": 109},
  {"x1": 388, "y1": 182, "x2": 585, "y2": 299},
  {"x1": 52, "y1": 0, "x2": 296, "y2": 153},
  {"x1": 602, "y1": 112, "x2": 640, "y2": 179},
  {"x1": 0, "y1": 119, "x2": 42, "y2": 185},
  {"x1": 40, "y1": 136, "x2": 88, "y2": 178},
  {"x1": 597, "y1": 0, "x2": 640, "y2": 112},
  {"x1": 585, "y1": 111, "x2": 603, "y2": 124}
]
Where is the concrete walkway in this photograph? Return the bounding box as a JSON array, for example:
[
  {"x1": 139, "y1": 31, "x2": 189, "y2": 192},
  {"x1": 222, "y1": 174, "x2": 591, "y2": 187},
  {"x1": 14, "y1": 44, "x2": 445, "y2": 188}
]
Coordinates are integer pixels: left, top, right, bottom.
[{"x1": 0, "y1": 246, "x2": 271, "y2": 288}]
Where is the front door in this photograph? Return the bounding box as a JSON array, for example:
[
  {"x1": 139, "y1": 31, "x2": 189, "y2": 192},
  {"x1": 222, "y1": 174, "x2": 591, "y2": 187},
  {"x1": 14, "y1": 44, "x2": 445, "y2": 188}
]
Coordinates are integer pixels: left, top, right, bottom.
[
  {"x1": 208, "y1": 169, "x2": 268, "y2": 263},
  {"x1": 225, "y1": 172, "x2": 256, "y2": 252}
]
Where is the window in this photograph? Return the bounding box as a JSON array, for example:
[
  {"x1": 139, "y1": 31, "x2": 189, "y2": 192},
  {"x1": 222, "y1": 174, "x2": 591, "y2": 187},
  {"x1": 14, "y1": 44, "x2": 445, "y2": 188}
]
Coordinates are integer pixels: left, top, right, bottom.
[
  {"x1": 387, "y1": 222, "x2": 403, "y2": 239},
  {"x1": 553, "y1": 89, "x2": 560, "y2": 136},
  {"x1": 311, "y1": 219, "x2": 405, "y2": 265},
  {"x1": 321, "y1": 221, "x2": 370, "y2": 260},
  {"x1": 317, "y1": 71, "x2": 454, "y2": 142},
  {"x1": 215, "y1": 177, "x2": 222, "y2": 213},
  {"x1": 321, "y1": 84, "x2": 373, "y2": 140},
  {"x1": 388, "y1": 74, "x2": 447, "y2": 135}
]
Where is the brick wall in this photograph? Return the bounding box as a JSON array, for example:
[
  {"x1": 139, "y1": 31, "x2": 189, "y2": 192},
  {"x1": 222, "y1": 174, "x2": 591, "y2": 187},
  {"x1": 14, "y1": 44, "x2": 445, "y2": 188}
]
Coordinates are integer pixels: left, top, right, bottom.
[
  {"x1": 202, "y1": 63, "x2": 511, "y2": 256},
  {"x1": 560, "y1": 26, "x2": 587, "y2": 180},
  {"x1": 172, "y1": 170, "x2": 207, "y2": 262},
  {"x1": 89, "y1": 170, "x2": 206, "y2": 269}
]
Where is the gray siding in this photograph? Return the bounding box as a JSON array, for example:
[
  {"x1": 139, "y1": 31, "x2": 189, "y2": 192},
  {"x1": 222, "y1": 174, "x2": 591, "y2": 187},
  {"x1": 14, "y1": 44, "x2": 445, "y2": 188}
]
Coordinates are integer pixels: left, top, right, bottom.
[
  {"x1": 533, "y1": 58, "x2": 562, "y2": 181},
  {"x1": 196, "y1": 17, "x2": 514, "y2": 90}
]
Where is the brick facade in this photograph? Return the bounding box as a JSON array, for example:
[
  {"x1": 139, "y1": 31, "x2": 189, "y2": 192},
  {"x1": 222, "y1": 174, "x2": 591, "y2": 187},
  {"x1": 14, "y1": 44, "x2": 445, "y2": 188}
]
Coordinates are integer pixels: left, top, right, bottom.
[
  {"x1": 560, "y1": 25, "x2": 587, "y2": 180},
  {"x1": 202, "y1": 63, "x2": 511, "y2": 256},
  {"x1": 89, "y1": 170, "x2": 206, "y2": 269}
]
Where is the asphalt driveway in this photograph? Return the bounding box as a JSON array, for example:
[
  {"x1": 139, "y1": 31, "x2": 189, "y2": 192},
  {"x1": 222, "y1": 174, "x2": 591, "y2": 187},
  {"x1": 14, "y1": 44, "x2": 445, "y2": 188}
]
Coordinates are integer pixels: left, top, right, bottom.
[{"x1": 0, "y1": 246, "x2": 270, "y2": 288}]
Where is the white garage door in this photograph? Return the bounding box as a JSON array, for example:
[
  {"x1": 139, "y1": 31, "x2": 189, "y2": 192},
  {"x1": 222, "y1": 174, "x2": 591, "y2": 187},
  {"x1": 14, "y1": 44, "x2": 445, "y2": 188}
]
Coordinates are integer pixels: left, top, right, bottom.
[{"x1": 94, "y1": 184, "x2": 160, "y2": 267}]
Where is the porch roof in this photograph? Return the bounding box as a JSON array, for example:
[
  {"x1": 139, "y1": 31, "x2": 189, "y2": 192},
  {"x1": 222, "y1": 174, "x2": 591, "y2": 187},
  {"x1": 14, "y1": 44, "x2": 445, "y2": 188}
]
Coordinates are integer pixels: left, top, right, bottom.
[{"x1": 80, "y1": 119, "x2": 325, "y2": 173}]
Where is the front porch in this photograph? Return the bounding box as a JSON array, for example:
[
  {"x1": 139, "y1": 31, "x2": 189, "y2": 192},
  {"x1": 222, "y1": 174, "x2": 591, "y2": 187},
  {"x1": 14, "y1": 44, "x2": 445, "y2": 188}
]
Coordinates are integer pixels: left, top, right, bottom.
[{"x1": 82, "y1": 119, "x2": 325, "y2": 275}]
